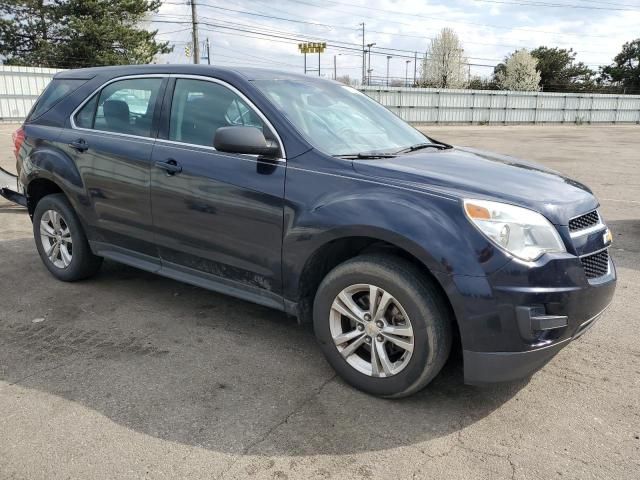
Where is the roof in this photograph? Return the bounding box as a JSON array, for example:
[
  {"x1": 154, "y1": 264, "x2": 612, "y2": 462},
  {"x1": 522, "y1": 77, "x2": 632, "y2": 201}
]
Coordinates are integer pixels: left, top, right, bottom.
[{"x1": 55, "y1": 64, "x2": 325, "y2": 83}]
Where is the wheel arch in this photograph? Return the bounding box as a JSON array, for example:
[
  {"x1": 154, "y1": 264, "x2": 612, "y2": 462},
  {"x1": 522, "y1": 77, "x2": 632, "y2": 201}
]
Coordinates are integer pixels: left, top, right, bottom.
[
  {"x1": 25, "y1": 177, "x2": 65, "y2": 216},
  {"x1": 292, "y1": 233, "x2": 460, "y2": 346}
]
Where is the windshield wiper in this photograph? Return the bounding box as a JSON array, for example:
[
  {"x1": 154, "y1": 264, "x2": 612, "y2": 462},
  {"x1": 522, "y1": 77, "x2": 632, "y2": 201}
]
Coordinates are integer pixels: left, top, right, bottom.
[
  {"x1": 394, "y1": 142, "x2": 452, "y2": 154},
  {"x1": 334, "y1": 151, "x2": 397, "y2": 159}
]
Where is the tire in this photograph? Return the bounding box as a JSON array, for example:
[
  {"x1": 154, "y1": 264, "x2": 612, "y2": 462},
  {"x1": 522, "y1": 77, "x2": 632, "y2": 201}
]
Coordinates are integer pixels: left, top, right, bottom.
[
  {"x1": 33, "y1": 193, "x2": 102, "y2": 281},
  {"x1": 313, "y1": 253, "x2": 452, "y2": 398}
]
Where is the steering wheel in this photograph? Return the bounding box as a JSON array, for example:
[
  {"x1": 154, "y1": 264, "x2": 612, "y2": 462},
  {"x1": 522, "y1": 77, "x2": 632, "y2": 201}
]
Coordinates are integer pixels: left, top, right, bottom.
[{"x1": 306, "y1": 111, "x2": 354, "y2": 148}]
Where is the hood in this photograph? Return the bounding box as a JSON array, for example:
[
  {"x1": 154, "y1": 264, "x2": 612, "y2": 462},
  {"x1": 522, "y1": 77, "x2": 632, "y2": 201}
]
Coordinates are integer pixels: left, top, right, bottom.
[{"x1": 351, "y1": 147, "x2": 598, "y2": 225}]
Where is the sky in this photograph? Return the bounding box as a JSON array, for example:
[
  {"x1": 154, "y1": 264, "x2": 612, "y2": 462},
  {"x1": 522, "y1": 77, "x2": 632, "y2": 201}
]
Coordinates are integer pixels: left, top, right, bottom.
[{"x1": 148, "y1": 0, "x2": 640, "y2": 82}]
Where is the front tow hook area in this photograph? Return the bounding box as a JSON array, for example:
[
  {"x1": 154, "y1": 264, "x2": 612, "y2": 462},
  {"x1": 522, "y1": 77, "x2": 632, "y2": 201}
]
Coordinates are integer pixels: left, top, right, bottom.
[{"x1": 516, "y1": 306, "x2": 568, "y2": 342}]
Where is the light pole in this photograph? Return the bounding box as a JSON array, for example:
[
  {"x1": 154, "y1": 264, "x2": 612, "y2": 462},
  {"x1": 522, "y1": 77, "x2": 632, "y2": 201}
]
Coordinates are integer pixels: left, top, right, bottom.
[
  {"x1": 386, "y1": 55, "x2": 392, "y2": 87},
  {"x1": 366, "y1": 42, "x2": 375, "y2": 85},
  {"x1": 333, "y1": 53, "x2": 342, "y2": 80},
  {"x1": 405, "y1": 60, "x2": 411, "y2": 87}
]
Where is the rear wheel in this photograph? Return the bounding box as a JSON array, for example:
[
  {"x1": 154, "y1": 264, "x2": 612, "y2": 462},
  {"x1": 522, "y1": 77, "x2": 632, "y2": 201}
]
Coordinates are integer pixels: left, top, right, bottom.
[
  {"x1": 33, "y1": 193, "x2": 102, "y2": 281},
  {"x1": 313, "y1": 253, "x2": 452, "y2": 398}
]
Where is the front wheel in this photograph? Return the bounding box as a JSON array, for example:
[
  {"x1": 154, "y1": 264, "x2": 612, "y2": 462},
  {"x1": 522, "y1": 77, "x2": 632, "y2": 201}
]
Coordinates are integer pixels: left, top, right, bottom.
[
  {"x1": 33, "y1": 193, "x2": 103, "y2": 281},
  {"x1": 313, "y1": 254, "x2": 452, "y2": 398}
]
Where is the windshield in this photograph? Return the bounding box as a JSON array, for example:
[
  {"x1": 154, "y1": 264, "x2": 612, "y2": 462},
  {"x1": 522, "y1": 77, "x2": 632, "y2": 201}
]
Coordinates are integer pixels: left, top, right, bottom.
[{"x1": 253, "y1": 79, "x2": 429, "y2": 156}]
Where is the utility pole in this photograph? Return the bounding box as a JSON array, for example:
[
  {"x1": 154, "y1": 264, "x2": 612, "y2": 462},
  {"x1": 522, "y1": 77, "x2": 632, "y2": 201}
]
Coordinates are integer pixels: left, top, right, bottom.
[
  {"x1": 360, "y1": 22, "x2": 365, "y2": 85},
  {"x1": 405, "y1": 60, "x2": 411, "y2": 87},
  {"x1": 333, "y1": 53, "x2": 343, "y2": 80},
  {"x1": 191, "y1": 0, "x2": 200, "y2": 65},
  {"x1": 386, "y1": 55, "x2": 392, "y2": 87},
  {"x1": 205, "y1": 37, "x2": 211, "y2": 65},
  {"x1": 413, "y1": 51, "x2": 417, "y2": 86},
  {"x1": 366, "y1": 42, "x2": 375, "y2": 86}
]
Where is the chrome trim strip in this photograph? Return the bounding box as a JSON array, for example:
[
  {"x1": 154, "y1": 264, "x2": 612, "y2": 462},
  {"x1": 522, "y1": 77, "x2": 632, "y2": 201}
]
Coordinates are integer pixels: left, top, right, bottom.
[
  {"x1": 578, "y1": 246, "x2": 609, "y2": 259},
  {"x1": 69, "y1": 73, "x2": 287, "y2": 162},
  {"x1": 151, "y1": 140, "x2": 285, "y2": 167},
  {"x1": 569, "y1": 210, "x2": 603, "y2": 238},
  {"x1": 569, "y1": 222, "x2": 606, "y2": 238}
]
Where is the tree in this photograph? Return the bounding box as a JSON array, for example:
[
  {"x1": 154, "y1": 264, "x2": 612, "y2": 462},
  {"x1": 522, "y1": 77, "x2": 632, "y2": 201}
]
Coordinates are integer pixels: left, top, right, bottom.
[
  {"x1": 530, "y1": 47, "x2": 595, "y2": 91},
  {"x1": 0, "y1": 0, "x2": 172, "y2": 68},
  {"x1": 495, "y1": 49, "x2": 541, "y2": 91},
  {"x1": 420, "y1": 28, "x2": 468, "y2": 89},
  {"x1": 601, "y1": 39, "x2": 640, "y2": 92}
]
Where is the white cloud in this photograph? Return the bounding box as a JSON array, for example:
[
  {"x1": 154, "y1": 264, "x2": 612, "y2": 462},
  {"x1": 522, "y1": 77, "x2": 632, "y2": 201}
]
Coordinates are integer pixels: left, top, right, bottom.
[{"x1": 151, "y1": 0, "x2": 638, "y2": 79}]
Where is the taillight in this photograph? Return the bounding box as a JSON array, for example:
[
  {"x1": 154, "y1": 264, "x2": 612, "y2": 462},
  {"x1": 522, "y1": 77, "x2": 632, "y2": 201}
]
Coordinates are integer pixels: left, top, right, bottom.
[{"x1": 12, "y1": 127, "x2": 26, "y2": 160}]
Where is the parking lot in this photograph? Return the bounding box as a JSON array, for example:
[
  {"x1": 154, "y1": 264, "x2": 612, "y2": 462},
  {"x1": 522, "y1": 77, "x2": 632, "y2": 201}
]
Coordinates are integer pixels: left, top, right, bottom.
[{"x1": 1, "y1": 123, "x2": 638, "y2": 479}]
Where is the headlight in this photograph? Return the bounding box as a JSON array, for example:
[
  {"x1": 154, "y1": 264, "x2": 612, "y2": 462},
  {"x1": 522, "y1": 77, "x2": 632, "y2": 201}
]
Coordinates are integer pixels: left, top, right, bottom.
[{"x1": 463, "y1": 199, "x2": 566, "y2": 261}]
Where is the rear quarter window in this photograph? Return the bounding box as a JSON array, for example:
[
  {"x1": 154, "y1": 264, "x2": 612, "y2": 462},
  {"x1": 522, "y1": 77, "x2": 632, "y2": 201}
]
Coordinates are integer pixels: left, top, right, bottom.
[{"x1": 26, "y1": 78, "x2": 87, "y2": 122}]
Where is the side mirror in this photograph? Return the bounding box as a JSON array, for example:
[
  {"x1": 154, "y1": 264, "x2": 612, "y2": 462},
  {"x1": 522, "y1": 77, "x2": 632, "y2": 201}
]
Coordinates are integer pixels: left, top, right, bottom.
[{"x1": 214, "y1": 126, "x2": 280, "y2": 157}]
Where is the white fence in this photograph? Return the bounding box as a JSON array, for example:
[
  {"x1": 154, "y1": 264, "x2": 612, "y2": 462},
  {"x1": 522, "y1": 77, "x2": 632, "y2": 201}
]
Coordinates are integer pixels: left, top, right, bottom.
[
  {"x1": 1, "y1": 66, "x2": 640, "y2": 125},
  {"x1": 359, "y1": 86, "x2": 640, "y2": 125},
  {"x1": 0, "y1": 66, "x2": 61, "y2": 122}
]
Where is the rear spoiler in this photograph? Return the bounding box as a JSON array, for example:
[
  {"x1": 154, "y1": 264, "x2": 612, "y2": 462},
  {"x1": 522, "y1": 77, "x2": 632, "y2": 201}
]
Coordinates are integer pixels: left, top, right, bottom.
[{"x1": 0, "y1": 166, "x2": 27, "y2": 207}]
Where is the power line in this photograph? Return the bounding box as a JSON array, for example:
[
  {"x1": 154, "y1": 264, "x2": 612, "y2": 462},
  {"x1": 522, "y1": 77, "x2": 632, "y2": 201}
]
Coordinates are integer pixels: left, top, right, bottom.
[
  {"x1": 151, "y1": 17, "x2": 504, "y2": 63},
  {"x1": 471, "y1": 0, "x2": 638, "y2": 10},
  {"x1": 278, "y1": 0, "x2": 614, "y2": 39},
  {"x1": 159, "y1": 1, "x2": 618, "y2": 65}
]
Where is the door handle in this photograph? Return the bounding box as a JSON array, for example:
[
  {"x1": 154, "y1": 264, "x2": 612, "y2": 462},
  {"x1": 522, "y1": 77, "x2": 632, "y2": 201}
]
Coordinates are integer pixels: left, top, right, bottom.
[
  {"x1": 69, "y1": 139, "x2": 89, "y2": 152},
  {"x1": 155, "y1": 159, "x2": 182, "y2": 175}
]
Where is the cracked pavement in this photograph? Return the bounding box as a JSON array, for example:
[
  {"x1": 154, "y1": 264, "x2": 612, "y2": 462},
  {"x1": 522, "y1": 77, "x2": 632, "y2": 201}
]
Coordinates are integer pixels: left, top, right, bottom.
[{"x1": 1, "y1": 124, "x2": 639, "y2": 479}]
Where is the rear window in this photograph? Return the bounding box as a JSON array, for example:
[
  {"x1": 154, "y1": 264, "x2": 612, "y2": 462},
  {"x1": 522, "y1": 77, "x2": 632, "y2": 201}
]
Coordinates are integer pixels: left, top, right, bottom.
[{"x1": 27, "y1": 78, "x2": 87, "y2": 122}]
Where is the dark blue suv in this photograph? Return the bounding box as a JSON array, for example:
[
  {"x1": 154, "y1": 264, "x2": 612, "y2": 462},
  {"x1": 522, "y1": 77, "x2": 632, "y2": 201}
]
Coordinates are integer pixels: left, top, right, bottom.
[{"x1": 7, "y1": 65, "x2": 616, "y2": 397}]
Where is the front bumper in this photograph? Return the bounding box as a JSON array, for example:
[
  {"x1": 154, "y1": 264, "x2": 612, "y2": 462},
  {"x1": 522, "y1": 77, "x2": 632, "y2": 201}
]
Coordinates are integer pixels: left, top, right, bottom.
[
  {"x1": 435, "y1": 249, "x2": 617, "y2": 385},
  {"x1": 463, "y1": 304, "x2": 609, "y2": 384}
]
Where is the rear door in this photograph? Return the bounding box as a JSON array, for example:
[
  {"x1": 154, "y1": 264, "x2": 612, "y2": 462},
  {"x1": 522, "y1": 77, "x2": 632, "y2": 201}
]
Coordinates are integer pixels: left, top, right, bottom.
[
  {"x1": 150, "y1": 76, "x2": 286, "y2": 304},
  {"x1": 59, "y1": 75, "x2": 167, "y2": 262}
]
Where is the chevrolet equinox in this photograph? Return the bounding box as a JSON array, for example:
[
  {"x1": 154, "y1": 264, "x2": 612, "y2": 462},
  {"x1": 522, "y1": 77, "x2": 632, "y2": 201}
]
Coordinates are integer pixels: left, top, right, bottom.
[{"x1": 7, "y1": 65, "x2": 616, "y2": 397}]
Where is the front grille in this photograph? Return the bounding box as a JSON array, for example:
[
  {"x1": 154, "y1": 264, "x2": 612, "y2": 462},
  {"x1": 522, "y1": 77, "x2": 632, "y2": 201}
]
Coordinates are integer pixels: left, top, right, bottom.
[
  {"x1": 569, "y1": 210, "x2": 600, "y2": 232},
  {"x1": 580, "y1": 249, "x2": 609, "y2": 279}
]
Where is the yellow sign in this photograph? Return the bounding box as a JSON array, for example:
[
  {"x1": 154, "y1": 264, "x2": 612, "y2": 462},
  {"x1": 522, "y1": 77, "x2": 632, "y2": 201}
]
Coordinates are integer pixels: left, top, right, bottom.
[{"x1": 298, "y1": 42, "x2": 327, "y2": 54}]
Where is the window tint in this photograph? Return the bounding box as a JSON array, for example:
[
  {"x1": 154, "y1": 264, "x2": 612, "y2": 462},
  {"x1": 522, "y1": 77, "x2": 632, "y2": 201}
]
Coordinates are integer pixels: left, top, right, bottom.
[
  {"x1": 75, "y1": 94, "x2": 98, "y2": 129},
  {"x1": 169, "y1": 79, "x2": 265, "y2": 147},
  {"x1": 27, "y1": 78, "x2": 86, "y2": 121},
  {"x1": 75, "y1": 78, "x2": 162, "y2": 137}
]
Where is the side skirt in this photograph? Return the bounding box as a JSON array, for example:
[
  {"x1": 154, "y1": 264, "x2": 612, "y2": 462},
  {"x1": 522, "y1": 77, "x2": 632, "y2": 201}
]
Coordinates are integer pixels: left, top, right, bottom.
[{"x1": 91, "y1": 241, "x2": 291, "y2": 314}]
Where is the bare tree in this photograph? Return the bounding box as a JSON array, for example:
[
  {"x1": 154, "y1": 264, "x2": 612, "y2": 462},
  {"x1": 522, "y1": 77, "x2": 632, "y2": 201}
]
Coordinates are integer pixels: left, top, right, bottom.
[
  {"x1": 420, "y1": 28, "x2": 468, "y2": 88},
  {"x1": 495, "y1": 49, "x2": 541, "y2": 91}
]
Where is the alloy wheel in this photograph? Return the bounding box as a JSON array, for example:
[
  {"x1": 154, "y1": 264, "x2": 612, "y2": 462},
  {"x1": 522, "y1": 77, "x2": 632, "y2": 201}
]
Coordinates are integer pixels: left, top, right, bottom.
[
  {"x1": 329, "y1": 284, "x2": 415, "y2": 378},
  {"x1": 39, "y1": 209, "x2": 73, "y2": 269}
]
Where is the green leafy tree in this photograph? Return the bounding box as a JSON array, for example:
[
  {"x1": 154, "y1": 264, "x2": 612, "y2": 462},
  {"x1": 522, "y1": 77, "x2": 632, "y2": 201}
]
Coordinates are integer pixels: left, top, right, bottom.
[
  {"x1": 0, "y1": 0, "x2": 171, "y2": 68},
  {"x1": 601, "y1": 39, "x2": 640, "y2": 92},
  {"x1": 530, "y1": 47, "x2": 595, "y2": 91}
]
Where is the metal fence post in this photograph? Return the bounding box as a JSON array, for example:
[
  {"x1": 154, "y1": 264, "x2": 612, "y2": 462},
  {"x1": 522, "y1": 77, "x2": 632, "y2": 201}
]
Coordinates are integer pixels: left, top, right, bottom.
[
  {"x1": 503, "y1": 92, "x2": 508, "y2": 125},
  {"x1": 614, "y1": 96, "x2": 620, "y2": 124},
  {"x1": 470, "y1": 91, "x2": 476, "y2": 124},
  {"x1": 533, "y1": 92, "x2": 539, "y2": 124},
  {"x1": 436, "y1": 91, "x2": 441, "y2": 124}
]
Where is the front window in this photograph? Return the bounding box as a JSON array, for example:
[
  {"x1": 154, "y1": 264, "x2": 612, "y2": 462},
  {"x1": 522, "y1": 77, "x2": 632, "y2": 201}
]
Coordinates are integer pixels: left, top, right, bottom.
[
  {"x1": 168, "y1": 78, "x2": 267, "y2": 148},
  {"x1": 253, "y1": 79, "x2": 428, "y2": 156}
]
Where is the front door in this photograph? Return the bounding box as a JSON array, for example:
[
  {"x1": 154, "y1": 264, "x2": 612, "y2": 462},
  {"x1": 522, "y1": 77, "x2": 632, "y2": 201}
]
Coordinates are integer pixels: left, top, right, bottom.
[{"x1": 150, "y1": 77, "x2": 286, "y2": 303}]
